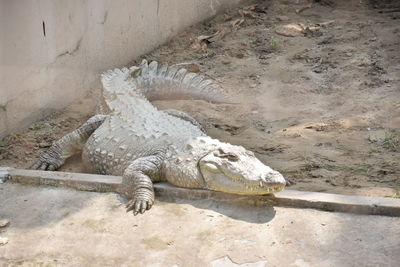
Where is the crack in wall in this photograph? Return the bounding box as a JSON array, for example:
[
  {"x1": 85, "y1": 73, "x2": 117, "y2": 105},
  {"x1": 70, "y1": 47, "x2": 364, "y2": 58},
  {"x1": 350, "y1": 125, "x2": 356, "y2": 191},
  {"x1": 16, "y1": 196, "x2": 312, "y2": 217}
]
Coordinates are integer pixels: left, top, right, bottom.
[
  {"x1": 100, "y1": 11, "x2": 108, "y2": 25},
  {"x1": 55, "y1": 37, "x2": 82, "y2": 59},
  {"x1": 42, "y1": 21, "x2": 46, "y2": 37}
]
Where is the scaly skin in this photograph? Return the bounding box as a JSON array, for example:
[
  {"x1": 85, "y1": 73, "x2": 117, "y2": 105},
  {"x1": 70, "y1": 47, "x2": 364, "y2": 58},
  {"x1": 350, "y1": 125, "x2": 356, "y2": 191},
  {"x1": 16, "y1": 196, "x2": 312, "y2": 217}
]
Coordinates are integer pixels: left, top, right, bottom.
[{"x1": 32, "y1": 60, "x2": 287, "y2": 215}]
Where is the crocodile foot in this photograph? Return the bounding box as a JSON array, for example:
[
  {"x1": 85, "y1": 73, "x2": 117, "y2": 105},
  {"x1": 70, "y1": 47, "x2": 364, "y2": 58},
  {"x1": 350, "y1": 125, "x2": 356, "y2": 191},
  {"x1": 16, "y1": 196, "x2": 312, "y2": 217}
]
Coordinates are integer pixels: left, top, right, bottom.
[
  {"x1": 31, "y1": 160, "x2": 58, "y2": 171},
  {"x1": 30, "y1": 152, "x2": 62, "y2": 171}
]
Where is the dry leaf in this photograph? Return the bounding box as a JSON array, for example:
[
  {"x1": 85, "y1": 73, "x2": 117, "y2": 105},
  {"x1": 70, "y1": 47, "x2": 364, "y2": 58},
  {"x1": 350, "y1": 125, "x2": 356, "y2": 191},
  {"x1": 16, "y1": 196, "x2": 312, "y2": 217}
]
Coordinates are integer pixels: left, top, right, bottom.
[
  {"x1": 231, "y1": 18, "x2": 245, "y2": 30},
  {"x1": 186, "y1": 64, "x2": 201, "y2": 73},
  {"x1": 275, "y1": 24, "x2": 305, "y2": 37},
  {"x1": 191, "y1": 39, "x2": 208, "y2": 52}
]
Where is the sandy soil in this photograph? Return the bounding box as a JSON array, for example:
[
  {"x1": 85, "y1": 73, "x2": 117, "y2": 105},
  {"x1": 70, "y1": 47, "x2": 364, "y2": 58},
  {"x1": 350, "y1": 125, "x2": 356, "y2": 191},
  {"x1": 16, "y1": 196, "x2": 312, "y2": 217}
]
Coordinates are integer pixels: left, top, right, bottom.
[{"x1": 1, "y1": 0, "x2": 399, "y2": 197}]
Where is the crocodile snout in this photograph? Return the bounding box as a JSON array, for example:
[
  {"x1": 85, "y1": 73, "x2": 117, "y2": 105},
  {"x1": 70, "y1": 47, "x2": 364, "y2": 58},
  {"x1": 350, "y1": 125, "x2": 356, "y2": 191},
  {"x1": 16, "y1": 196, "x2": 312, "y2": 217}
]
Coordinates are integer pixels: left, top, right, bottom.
[{"x1": 264, "y1": 171, "x2": 286, "y2": 184}]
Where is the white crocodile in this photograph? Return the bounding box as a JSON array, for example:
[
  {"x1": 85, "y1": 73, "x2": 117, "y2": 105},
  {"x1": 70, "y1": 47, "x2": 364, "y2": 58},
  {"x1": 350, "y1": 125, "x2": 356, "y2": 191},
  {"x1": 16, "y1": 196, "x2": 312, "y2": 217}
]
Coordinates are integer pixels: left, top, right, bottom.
[{"x1": 32, "y1": 60, "x2": 287, "y2": 215}]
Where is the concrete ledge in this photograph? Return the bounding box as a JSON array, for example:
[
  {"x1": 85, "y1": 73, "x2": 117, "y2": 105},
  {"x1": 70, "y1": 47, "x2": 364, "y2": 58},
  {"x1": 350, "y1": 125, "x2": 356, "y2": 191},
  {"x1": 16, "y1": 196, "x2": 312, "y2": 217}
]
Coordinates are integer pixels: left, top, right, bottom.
[
  {"x1": 3, "y1": 168, "x2": 121, "y2": 193},
  {"x1": 2, "y1": 167, "x2": 400, "y2": 217}
]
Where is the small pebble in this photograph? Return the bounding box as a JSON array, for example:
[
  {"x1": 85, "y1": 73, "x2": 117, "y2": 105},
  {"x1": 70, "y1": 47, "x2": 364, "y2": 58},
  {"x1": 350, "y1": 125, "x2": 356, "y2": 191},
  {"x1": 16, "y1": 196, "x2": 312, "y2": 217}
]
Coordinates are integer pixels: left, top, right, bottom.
[
  {"x1": 235, "y1": 53, "x2": 244, "y2": 59},
  {"x1": 276, "y1": 15, "x2": 289, "y2": 21},
  {"x1": 0, "y1": 219, "x2": 9, "y2": 228},
  {"x1": 186, "y1": 64, "x2": 200, "y2": 73},
  {"x1": 39, "y1": 142, "x2": 51, "y2": 148},
  {"x1": 0, "y1": 237, "x2": 8, "y2": 246}
]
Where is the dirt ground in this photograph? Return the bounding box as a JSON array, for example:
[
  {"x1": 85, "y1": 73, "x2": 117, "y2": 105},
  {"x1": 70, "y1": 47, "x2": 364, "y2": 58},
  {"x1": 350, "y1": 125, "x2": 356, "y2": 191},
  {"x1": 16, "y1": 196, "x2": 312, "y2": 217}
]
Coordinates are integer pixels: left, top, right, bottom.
[{"x1": 1, "y1": 0, "x2": 400, "y2": 197}]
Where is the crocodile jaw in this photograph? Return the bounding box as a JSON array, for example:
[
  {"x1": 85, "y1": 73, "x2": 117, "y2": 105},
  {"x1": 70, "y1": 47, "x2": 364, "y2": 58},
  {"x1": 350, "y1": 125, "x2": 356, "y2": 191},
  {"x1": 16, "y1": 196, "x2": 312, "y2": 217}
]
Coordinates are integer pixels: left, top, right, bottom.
[
  {"x1": 199, "y1": 165, "x2": 285, "y2": 195},
  {"x1": 198, "y1": 146, "x2": 286, "y2": 195}
]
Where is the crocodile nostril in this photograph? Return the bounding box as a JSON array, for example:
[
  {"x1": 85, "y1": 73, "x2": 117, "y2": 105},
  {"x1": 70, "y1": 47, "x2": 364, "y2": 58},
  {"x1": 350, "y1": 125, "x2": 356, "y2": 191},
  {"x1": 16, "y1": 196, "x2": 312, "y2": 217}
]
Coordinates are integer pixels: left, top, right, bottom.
[{"x1": 265, "y1": 171, "x2": 278, "y2": 179}]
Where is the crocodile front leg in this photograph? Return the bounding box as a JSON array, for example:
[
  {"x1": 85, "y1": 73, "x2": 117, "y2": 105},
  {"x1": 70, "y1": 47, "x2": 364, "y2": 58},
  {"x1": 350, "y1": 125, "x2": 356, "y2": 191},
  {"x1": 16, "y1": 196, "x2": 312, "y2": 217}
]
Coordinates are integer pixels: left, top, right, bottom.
[
  {"x1": 122, "y1": 150, "x2": 165, "y2": 215},
  {"x1": 31, "y1": 114, "x2": 107, "y2": 171}
]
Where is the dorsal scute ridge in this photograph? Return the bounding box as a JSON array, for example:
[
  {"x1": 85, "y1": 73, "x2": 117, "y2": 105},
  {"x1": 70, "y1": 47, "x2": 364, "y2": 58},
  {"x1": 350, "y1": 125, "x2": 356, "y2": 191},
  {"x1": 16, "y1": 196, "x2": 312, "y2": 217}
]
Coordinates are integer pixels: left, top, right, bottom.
[
  {"x1": 101, "y1": 67, "x2": 147, "y2": 114},
  {"x1": 131, "y1": 59, "x2": 229, "y2": 102},
  {"x1": 100, "y1": 60, "x2": 230, "y2": 113}
]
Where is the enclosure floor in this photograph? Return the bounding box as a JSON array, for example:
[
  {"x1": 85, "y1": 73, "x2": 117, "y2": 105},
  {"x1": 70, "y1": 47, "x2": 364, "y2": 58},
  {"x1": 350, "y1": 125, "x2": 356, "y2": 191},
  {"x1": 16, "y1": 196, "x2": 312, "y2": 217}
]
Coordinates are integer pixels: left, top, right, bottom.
[{"x1": 1, "y1": 183, "x2": 399, "y2": 266}]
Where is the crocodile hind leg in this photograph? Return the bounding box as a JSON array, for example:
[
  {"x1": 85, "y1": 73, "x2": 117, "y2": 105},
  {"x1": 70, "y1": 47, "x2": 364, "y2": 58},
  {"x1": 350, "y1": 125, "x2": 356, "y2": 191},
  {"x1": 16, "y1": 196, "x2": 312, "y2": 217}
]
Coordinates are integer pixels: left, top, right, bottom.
[
  {"x1": 31, "y1": 114, "x2": 107, "y2": 171},
  {"x1": 162, "y1": 109, "x2": 205, "y2": 133},
  {"x1": 122, "y1": 150, "x2": 165, "y2": 215}
]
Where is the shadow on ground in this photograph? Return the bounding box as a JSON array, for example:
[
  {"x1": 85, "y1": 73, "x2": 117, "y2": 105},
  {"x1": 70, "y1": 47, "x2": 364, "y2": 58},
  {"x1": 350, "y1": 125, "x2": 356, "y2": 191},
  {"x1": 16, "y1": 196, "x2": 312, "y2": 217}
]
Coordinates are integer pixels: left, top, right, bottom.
[
  {"x1": 0, "y1": 182, "x2": 277, "y2": 230},
  {"x1": 157, "y1": 197, "x2": 277, "y2": 224}
]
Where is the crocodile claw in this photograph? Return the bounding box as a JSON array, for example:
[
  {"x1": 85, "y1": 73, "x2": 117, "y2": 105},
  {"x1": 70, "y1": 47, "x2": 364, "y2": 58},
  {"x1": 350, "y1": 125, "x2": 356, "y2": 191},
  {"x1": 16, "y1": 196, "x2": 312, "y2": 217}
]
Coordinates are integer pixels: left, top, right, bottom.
[
  {"x1": 30, "y1": 160, "x2": 58, "y2": 171},
  {"x1": 126, "y1": 198, "x2": 153, "y2": 216},
  {"x1": 30, "y1": 147, "x2": 63, "y2": 171}
]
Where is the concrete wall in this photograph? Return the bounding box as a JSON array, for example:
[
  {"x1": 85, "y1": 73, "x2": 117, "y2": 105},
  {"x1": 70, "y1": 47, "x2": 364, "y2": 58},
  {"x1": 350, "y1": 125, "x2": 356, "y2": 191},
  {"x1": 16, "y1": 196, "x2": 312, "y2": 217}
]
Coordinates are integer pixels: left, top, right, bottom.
[{"x1": 0, "y1": 0, "x2": 240, "y2": 138}]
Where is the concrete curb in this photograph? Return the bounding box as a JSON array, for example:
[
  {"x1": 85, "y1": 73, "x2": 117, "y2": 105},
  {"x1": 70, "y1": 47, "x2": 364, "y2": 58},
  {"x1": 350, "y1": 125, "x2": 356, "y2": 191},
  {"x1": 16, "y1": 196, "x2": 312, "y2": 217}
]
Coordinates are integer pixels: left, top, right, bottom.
[{"x1": 2, "y1": 167, "x2": 400, "y2": 217}]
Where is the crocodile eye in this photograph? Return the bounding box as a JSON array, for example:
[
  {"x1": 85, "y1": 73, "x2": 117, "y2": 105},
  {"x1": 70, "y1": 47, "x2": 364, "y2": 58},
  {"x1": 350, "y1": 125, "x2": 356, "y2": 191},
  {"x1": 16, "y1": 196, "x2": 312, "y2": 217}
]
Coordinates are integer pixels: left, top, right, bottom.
[
  {"x1": 222, "y1": 155, "x2": 238, "y2": 161},
  {"x1": 214, "y1": 149, "x2": 239, "y2": 162},
  {"x1": 225, "y1": 153, "x2": 239, "y2": 161}
]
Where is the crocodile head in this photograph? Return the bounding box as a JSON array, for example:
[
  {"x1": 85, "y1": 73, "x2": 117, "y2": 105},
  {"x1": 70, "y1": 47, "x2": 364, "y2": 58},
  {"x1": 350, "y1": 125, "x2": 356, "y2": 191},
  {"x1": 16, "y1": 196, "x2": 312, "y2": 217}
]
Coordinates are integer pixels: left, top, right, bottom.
[{"x1": 198, "y1": 145, "x2": 286, "y2": 195}]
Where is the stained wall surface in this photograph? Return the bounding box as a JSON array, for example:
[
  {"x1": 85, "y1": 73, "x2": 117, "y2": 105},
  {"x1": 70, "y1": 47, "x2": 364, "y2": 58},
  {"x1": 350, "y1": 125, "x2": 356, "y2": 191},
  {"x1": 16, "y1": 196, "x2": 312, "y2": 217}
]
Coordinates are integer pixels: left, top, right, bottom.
[{"x1": 0, "y1": 0, "x2": 240, "y2": 138}]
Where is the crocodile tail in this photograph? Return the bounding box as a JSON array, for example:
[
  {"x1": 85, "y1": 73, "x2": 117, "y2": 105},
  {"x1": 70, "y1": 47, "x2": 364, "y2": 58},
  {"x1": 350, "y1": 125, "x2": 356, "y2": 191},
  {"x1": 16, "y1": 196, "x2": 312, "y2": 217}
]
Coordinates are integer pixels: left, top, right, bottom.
[
  {"x1": 102, "y1": 60, "x2": 231, "y2": 105},
  {"x1": 100, "y1": 67, "x2": 140, "y2": 113},
  {"x1": 134, "y1": 59, "x2": 230, "y2": 103}
]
